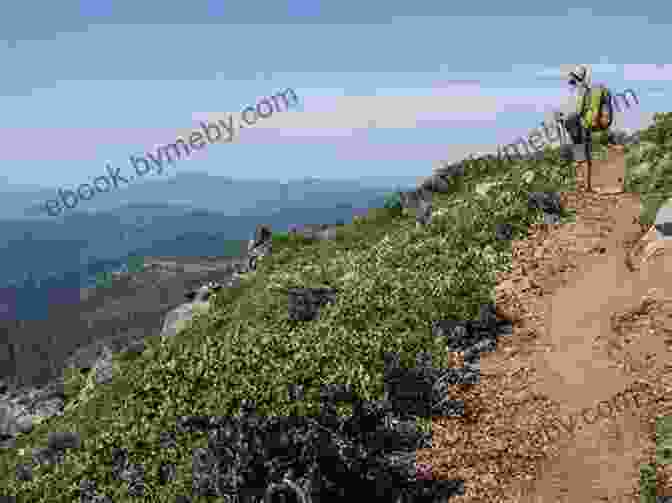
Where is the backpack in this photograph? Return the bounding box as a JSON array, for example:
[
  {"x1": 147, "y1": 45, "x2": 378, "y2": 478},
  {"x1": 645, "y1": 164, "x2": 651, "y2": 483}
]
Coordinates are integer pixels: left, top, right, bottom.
[{"x1": 579, "y1": 85, "x2": 613, "y2": 131}]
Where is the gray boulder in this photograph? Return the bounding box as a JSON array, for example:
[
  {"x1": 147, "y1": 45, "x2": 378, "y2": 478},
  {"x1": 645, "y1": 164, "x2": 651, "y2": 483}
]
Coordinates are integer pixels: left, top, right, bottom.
[
  {"x1": 654, "y1": 197, "x2": 672, "y2": 240},
  {"x1": 159, "y1": 303, "x2": 208, "y2": 340},
  {"x1": 160, "y1": 283, "x2": 222, "y2": 339},
  {"x1": 433, "y1": 162, "x2": 466, "y2": 179},
  {"x1": 397, "y1": 188, "x2": 433, "y2": 228},
  {"x1": 0, "y1": 380, "x2": 68, "y2": 448},
  {"x1": 399, "y1": 187, "x2": 432, "y2": 210},
  {"x1": 543, "y1": 213, "x2": 561, "y2": 225},
  {"x1": 626, "y1": 131, "x2": 641, "y2": 145},
  {"x1": 248, "y1": 224, "x2": 272, "y2": 251},
  {"x1": 608, "y1": 129, "x2": 629, "y2": 146},
  {"x1": 295, "y1": 223, "x2": 338, "y2": 241},
  {"x1": 1, "y1": 403, "x2": 24, "y2": 442},
  {"x1": 91, "y1": 347, "x2": 115, "y2": 386},
  {"x1": 416, "y1": 199, "x2": 433, "y2": 229},
  {"x1": 247, "y1": 224, "x2": 273, "y2": 271},
  {"x1": 419, "y1": 174, "x2": 450, "y2": 194},
  {"x1": 184, "y1": 281, "x2": 223, "y2": 303}
]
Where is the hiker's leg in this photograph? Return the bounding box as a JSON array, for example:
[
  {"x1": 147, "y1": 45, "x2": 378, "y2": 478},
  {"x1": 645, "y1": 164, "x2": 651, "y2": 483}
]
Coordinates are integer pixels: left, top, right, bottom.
[
  {"x1": 563, "y1": 113, "x2": 584, "y2": 144},
  {"x1": 565, "y1": 113, "x2": 592, "y2": 190},
  {"x1": 585, "y1": 127, "x2": 592, "y2": 159}
]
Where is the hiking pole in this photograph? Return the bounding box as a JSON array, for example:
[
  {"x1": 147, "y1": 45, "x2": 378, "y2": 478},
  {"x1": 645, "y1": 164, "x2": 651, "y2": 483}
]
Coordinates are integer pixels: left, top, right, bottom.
[
  {"x1": 554, "y1": 111, "x2": 569, "y2": 146},
  {"x1": 578, "y1": 81, "x2": 594, "y2": 192}
]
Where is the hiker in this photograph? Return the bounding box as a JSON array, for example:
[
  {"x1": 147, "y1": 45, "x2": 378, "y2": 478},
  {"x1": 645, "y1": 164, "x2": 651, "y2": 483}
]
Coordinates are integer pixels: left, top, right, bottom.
[{"x1": 561, "y1": 64, "x2": 614, "y2": 191}]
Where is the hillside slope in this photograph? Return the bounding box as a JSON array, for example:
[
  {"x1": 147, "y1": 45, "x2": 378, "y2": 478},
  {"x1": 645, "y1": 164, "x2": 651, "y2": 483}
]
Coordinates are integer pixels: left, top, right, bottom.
[{"x1": 1, "y1": 115, "x2": 672, "y2": 502}]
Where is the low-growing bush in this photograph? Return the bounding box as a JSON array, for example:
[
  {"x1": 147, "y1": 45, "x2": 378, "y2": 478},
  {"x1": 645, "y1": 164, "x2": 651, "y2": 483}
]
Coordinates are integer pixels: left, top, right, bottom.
[
  {"x1": 273, "y1": 231, "x2": 291, "y2": 243},
  {"x1": 639, "y1": 463, "x2": 656, "y2": 503},
  {"x1": 640, "y1": 112, "x2": 672, "y2": 147},
  {"x1": 383, "y1": 192, "x2": 403, "y2": 217}
]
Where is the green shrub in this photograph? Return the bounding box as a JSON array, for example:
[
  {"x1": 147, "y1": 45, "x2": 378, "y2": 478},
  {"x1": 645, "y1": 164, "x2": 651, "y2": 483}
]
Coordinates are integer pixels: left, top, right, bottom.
[
  {"x1": 273, "y1": 231, "x2": 291, "y2": 243},
  {"x1": 640, "y1": 112, "x2": 672, "y2": 146},
  {"x1": 657, "y1": 415, "x2": 672, "y2": 466},
  {"x1": 126, "y1": 255, "x2": 144, "y2": 274},
  {"x1": 639, "y1": 463, "x2": 656, "y2": 503},
  {"x1": 383, "y1": 191, "x2": 403, "y2": 214},
  {"x1": 94, "y1": 271, "x2": 113, "y2": 289}
]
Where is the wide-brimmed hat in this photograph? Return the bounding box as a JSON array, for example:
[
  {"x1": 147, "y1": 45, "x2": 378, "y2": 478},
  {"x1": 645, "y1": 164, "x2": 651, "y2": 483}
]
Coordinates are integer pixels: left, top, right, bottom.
[{"x1": 568, "y1": 65, "x2": 587, "y2": 86}]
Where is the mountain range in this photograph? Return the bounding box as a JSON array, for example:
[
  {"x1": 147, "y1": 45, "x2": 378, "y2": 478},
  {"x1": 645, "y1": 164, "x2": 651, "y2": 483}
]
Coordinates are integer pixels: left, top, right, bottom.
[{"x1": 0, "y1": 171, "x2": 417, "y2": 321}]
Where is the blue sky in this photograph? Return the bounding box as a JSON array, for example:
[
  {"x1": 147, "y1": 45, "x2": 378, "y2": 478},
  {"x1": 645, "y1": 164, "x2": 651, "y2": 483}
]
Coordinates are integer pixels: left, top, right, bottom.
[{"x1": 0, "y1": 1, "x2": 669, "y2": 189}]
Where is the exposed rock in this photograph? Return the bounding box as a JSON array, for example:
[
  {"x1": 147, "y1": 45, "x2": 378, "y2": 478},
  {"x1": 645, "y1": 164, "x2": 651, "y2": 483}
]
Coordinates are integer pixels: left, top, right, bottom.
[
  {"x1": 655, "y1": 197, "x2": 672, "y2": 241},
  {"x1": 248, "y1": 224, "x2": 272, "y2": 251},
  {"x1": 92, "y1": 346, "x2": 115, "y2": 386},
  {"x1": 433, "y1": 161, "x2": 466, "y2": 179},
  {"x1": 1, "y1": 280, "x2": 234, "y2": 450},
  {"x1": 607, "y1": 129, "x2": 640, "y2": 146},
  {"x1": 543, "y1": 213, "x2": 561, "y2": 225},
  {"x1": 399, "y1": 188, "x2": 433, "y2": 228},
  {"x1": 184, "y1": 281, "x2": 223, "y2": 303},
  {"x1": 119, "y1": 339, "x2": 146, "y2": 359},
  {"x1": 160, "y1": 283, "x2": 222, "y2": 339},
  {"x1": 247, "y1": 224, "x2": 273, "y2": 270},
  {"x1": 420, "y1": 174, "x2": 450, "y2": 194},
  {"x1": 399, "y1": 187, "x2": 432, "y2": 210},
  {"x1": 608, "y1": 129, "x2": 629, "y2": 146},
  {"x1": 0, "y1": 403, "x2": 20, "y2": 442},
  {"x1": 294, "y1": 223, "x2": 338, "y2": 241},
  {"x1": 0, "y1": 379, "x2": 68, "y2": 449},
  {"x1": 416, "y1": 199, "x2": 433, "y2": 229},
  {"x1": 160, "y1": 302, "x2": 209, "y2": 340}
]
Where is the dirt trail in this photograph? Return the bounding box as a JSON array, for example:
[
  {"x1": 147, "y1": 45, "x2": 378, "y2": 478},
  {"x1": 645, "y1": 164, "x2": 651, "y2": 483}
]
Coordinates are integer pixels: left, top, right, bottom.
[{"x1": 419, "y1": 146, "x2": 672, "y2": 502}]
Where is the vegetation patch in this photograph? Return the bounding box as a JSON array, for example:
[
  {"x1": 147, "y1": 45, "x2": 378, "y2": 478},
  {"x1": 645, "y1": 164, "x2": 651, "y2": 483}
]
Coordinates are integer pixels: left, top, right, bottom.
[{"x1": 624, "y1": 112, "x2": 672, "y2": 226}]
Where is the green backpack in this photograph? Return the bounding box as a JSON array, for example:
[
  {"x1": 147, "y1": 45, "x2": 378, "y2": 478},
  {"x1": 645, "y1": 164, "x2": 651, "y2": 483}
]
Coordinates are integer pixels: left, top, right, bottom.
[{"x1": 578, "y1": 84, "x2": 614, "y2": 131}]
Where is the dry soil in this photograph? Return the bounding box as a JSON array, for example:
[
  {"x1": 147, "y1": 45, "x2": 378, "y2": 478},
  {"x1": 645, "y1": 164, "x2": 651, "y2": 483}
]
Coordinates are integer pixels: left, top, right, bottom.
[{"x1": 417, "y1": 146, "x2": 672, "y2": 502}]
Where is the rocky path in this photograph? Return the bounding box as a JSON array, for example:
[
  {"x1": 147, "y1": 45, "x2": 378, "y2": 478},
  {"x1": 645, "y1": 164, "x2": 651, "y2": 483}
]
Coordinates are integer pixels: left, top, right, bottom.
[{"x1": 419, "y1": 146, "x2": 672, "y2": 502}]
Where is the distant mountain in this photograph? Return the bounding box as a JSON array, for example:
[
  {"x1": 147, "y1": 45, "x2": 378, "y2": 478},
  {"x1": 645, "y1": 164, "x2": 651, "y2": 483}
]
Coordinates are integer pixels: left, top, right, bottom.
[
  {"x1": 16, "y1": 172, "x2": 418, "y2": 219},
  {"x1": 0, "y1": 172, "x2": 417, "y2": 320}
]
